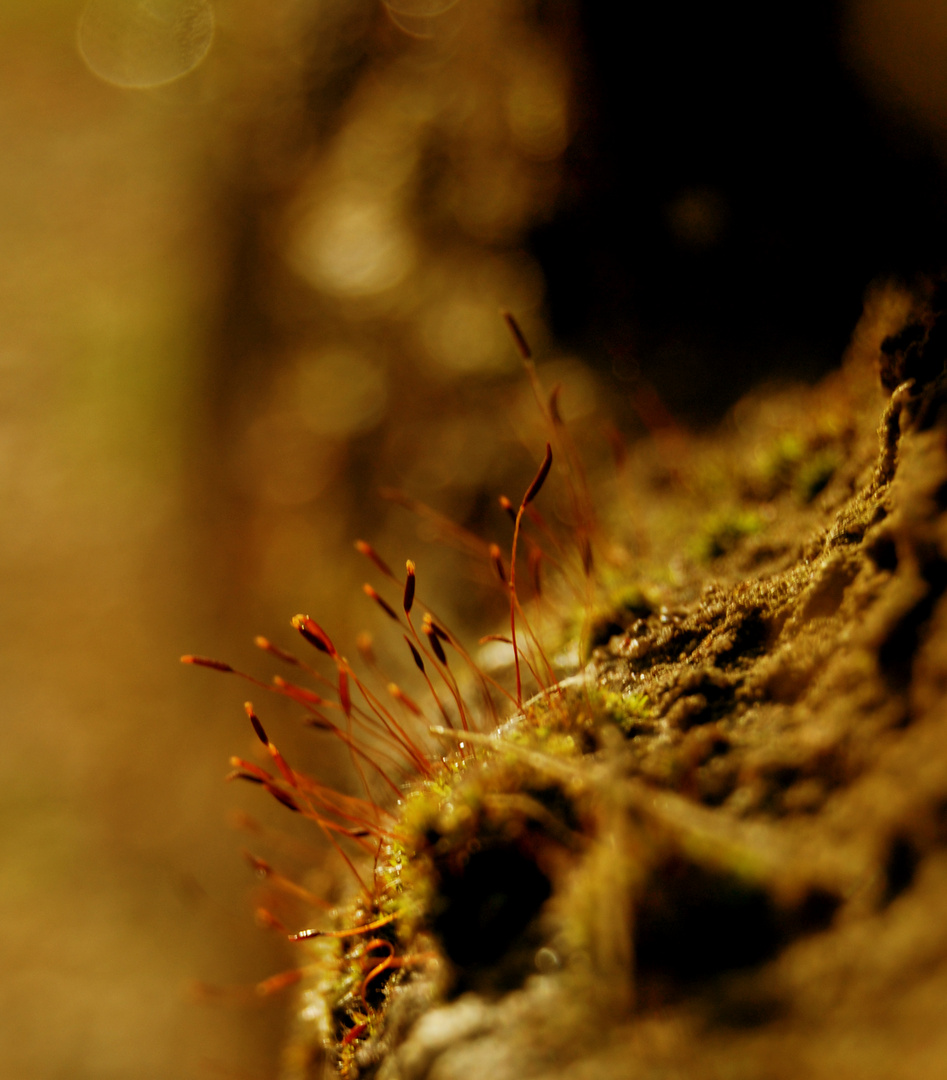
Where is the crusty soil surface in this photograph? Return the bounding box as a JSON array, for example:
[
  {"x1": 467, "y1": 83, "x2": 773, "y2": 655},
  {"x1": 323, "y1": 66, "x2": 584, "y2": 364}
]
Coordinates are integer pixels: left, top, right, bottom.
[
  {"x1": 288, "y1": 284, "x2": 947, "y2": 1080},
  {"x1": 555, "y1": 289, "x2": 947, "y2": 1080}
]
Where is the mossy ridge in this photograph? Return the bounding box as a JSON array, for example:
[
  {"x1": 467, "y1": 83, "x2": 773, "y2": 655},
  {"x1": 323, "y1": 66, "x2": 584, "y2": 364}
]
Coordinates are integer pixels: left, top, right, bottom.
[
  {"x1": 312, "y1": 678, "x2": 648, "y2": 1077},
  {"x1": 299, "y1": 285, "x2": 947, "y2": 1080},
  {"x1": 274, "y1": 285, "x2": 947, "y2": 1080},
  {"x1": 307, "y1": 645, "x2": 852, "y2": 1080}
]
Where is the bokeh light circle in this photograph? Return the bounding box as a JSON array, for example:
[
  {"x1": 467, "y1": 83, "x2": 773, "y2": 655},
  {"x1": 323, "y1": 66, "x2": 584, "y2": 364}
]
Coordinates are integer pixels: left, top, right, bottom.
[
  {"x1": 384, "y1": 0, "x2": 461, "y2": 18},
  {"x1": 77, "y1": 0, "x2": 215, "y2": 89}
]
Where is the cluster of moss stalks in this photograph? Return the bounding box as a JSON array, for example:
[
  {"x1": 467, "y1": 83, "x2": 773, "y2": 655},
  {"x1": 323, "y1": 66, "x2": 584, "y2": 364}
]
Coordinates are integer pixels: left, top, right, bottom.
[{"x1": 282, "y1": 281, "x2": 947, "y2": 1080}]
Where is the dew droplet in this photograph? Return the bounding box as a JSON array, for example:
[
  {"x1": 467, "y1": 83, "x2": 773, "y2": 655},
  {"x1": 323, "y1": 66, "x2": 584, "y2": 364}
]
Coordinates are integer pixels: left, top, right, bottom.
[{"x1": 534, "y1": 946, "x2": 561, "y2": 974}]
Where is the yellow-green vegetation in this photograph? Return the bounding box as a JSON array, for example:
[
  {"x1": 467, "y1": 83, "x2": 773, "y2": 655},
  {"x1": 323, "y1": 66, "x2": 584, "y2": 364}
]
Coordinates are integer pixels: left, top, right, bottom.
[
  {"x1": 690, "y1": 507, "x2": 764, "y2": 561},
  {"x1": 584, "y1": 685, "x2": 652, "y2": 735},
  {"x1": 758, "y1": 431, "x2": 806, "y2": 490},
  {"x1": 757, "y1": 431, "x2": 840, "y2": 503},
  {"x1": 307, "y1": 698, "x2": 594, "y2": 1077},
  {"x1": 794, "y1": 447, "x2": 839, "y2": 502}
]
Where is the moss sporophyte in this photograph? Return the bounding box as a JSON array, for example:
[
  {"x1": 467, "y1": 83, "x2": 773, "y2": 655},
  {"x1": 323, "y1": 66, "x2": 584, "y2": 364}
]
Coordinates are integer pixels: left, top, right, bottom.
[
  {"x1": 183, "y1": 302, "x2": 921, "y2": 1078},
  {"x1": 183, "y1": 315, "x2": 640, "y2": 1074}
]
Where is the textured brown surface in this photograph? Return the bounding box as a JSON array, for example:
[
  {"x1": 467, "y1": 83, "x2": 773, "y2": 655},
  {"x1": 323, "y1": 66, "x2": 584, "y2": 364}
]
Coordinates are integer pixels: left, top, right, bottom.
[{"x1": 285, "y1": 288, "x2": 947, "y2": 1080}]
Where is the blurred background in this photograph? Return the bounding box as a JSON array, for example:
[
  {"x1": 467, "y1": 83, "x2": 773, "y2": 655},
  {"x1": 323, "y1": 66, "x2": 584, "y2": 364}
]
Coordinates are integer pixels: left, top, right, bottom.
[{"x1": 4, "y1": 1, "x2": 947, "y2": 1076}]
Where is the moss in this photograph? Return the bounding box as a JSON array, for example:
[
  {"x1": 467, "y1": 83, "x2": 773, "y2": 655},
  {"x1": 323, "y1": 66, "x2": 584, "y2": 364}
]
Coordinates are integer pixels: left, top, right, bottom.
[
  {"x1": 269, "y1": 286, "x2": 947, "y2": 1080},
  {"x1": 584, "y1": 685, "x2": 652, "y2": 735},
  {"x1": 794, "y1": 448, "x2": 838, "y2": 502},
  {"x1": 758, "y1": 432, "x2": 806, "y2": 490},
  {"x1": 690, "y1": 508, "x2": 764, "y2": 561},
  {"x1": 756, "y1": 430, "x2": 840, "y2": 504}
]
